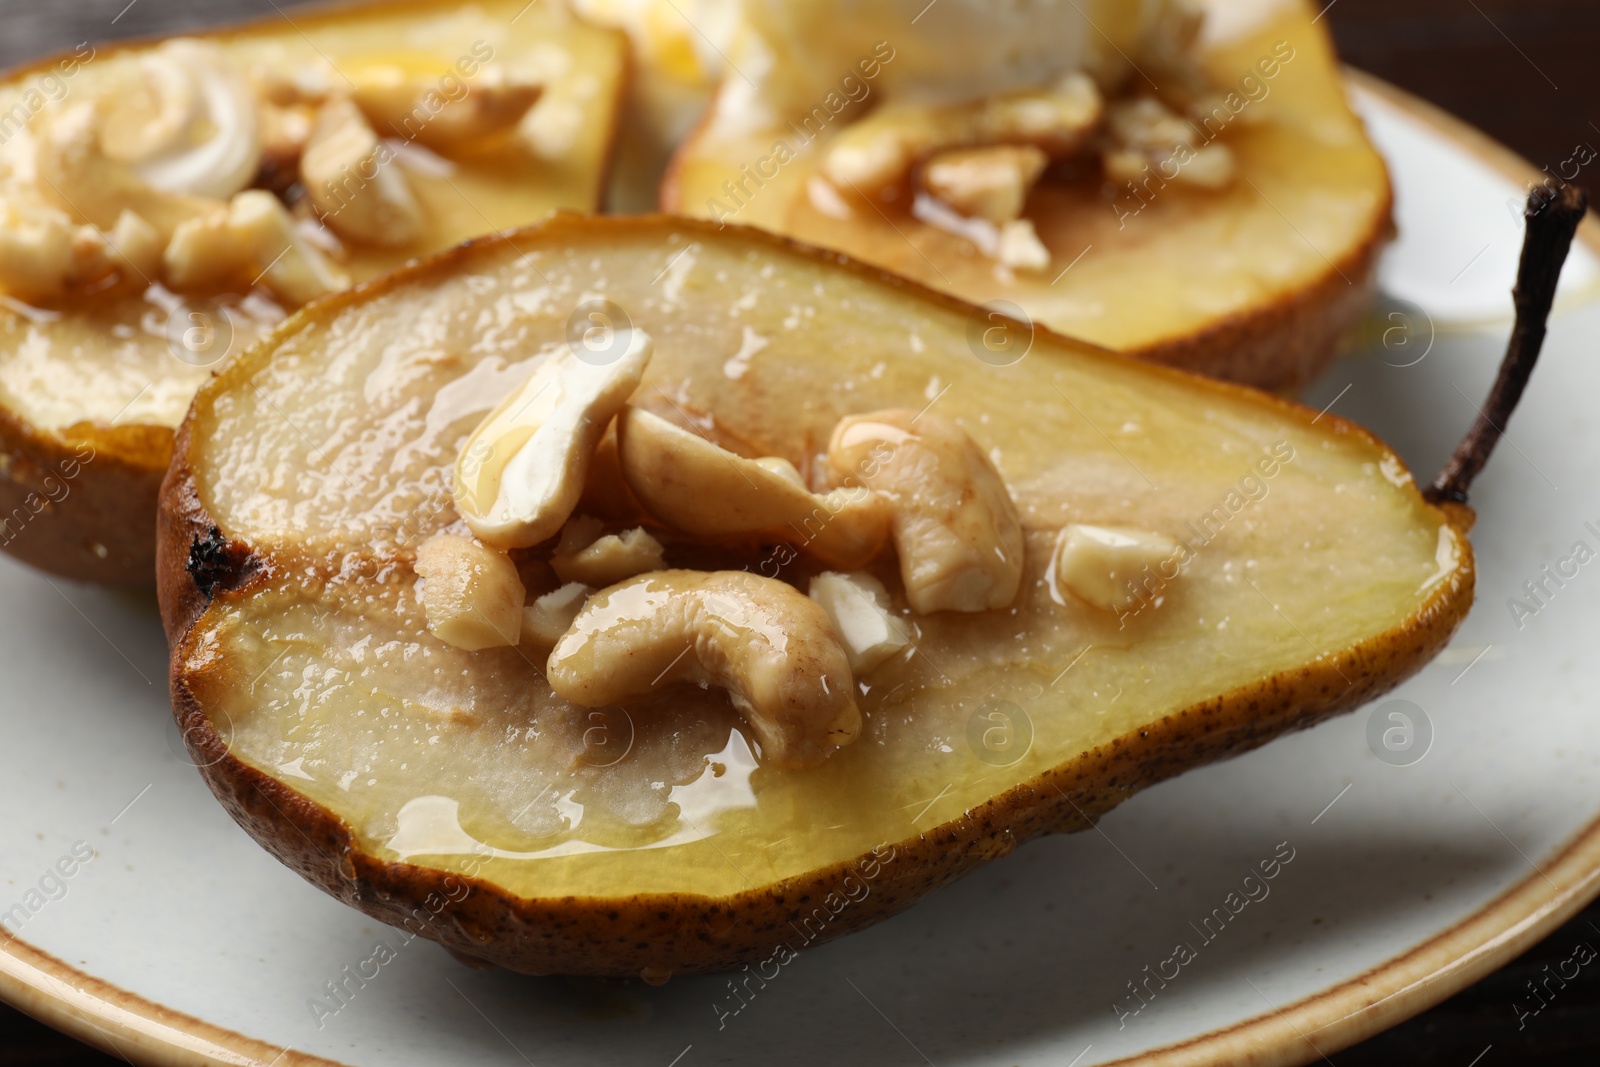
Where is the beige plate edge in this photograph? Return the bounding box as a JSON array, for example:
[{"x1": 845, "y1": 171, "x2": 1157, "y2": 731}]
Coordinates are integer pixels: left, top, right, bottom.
[{"x1": 3, "y1": 69, "x2": 1600, "y2": 1067}]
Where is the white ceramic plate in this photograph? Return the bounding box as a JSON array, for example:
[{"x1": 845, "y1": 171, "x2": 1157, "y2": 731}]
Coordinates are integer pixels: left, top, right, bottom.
[{"x1": 6, "y1": 75, "x2": 1600, "y2": 1067}]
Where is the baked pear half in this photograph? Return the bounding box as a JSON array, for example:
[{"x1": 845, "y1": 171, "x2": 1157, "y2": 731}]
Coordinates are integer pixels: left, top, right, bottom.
[
  {"x1": 662, "y1": 0, "x2": 1391, "y2": 393},
  {"x1": 153, "y1": 200, "x2": 1592, "y2": 979},
  {"x1": 0, "y1": 0, "x2": 625, "y2": 584}
]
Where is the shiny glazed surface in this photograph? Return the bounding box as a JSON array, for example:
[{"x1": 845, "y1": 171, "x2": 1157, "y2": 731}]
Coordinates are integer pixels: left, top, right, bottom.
[
  {"x1": 178, "y1": 218, "x2": 1457, "y2": 902},
  {"x1": 0, "y1": 0, "x2": 623, "y2": 434}
]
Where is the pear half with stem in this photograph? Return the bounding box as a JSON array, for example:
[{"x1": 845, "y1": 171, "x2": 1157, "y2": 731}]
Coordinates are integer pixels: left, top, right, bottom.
[
  {"x1": 662, "y1": 0, "x2": 1391, "y2": 393},
  {"x1": 0, "y1": 0, "x2": 625, "y2": 584},
  {"x1": 157, "y1": 192, "x2": 1581, "y2": 978}
]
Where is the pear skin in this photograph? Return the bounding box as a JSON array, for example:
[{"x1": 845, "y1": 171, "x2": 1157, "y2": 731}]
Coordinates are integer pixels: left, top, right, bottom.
[{"x1": 156, "y1": 206, "x2": 1584, "y2": 978}]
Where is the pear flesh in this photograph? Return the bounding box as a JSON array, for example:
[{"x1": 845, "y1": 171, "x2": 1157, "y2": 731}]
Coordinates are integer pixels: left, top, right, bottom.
[
  {"x1": 0, "y1": 0, "x2": 627, "y2": 583},
  {"x1": 663, "y1": 0, "x2": 1390, "y2": 391},
  {"x1": 162, "y1": 216, "x2": 1471, "y2": 975}
]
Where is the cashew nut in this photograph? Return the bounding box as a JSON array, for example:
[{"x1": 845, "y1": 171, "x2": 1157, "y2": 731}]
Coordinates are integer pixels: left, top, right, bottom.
[
  {"x1": 1053, "y1": 524, "x2": 1179, "y2": 613},
  {"x1": 827, "y1": 410, "x2": 1024, "y2": 613},
  {"x1": 550, "y1": 516, "x2": 667, "y2": 586},
  {"x1": 616, "y1": 406, "x2": 890, "y2": 569},
  {"x1": 548, "y1": 570, "x2": 861, "y2": 770},
  {"x1": 301, "y1": 96, "x2": 425, "y2": 248},
  {"x1": 522, "y1": 581, "x2": 593, "y2": 649},
  {"x1": 96, "y1": 40, "x2": 262, "y2": 200},
  {"x1": 920, "y1": 144, "x2": 1048, "y2": 224},
  {"x1": 808, "y1": 570, "x2": 909, "y2": 673},
  {"x1": 347, "y1": 61, "x2": 542, "y2": 149},
  {"x1": 414, "y1": 533, "x2": 526, "y2": 650},
  {"x1": 453, "y1": 329, "x2": 654, "y2": 550},
  {"x1": 164, "y1": 190, "x2": 349, "y2": 306},
  {"x1": 824, "y1": 73, "x2": 1102, "y2": 197}
]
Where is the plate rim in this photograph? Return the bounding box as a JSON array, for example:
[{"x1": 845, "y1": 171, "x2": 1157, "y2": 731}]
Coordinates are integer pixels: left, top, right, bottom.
[
  {"x1": 1100, "y1": 68, "x2": 1600, "y2": 1067},
  {"x1": 0, "y1": 933, "x2": 332, "y2": 1066},
  {"x1": 5, "y1": 68, "x2": 1600, "y2": 1067}
]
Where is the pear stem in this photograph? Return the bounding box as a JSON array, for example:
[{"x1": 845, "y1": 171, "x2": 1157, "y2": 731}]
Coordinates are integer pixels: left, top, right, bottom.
[{"x1": 1425, "y1": 184, "x2": 1588, "y2": 505}]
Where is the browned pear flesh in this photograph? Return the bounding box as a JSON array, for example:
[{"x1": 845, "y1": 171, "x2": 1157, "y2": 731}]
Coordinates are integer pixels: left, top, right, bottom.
[
  {"x1": 662, "y1": 0, "x2": 1392, "y2": 392},
  {"x1": 161, "y1": 213, "x2": 1521, "y2": 979},
  {"x1": 0, "y1": 0, "x2": 625, "y2": 584}
]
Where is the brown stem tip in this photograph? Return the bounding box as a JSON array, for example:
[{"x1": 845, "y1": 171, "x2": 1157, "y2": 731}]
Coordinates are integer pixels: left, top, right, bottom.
[{"x1": 1425, "y1": 183, "x2": 1588, "y2": 505}]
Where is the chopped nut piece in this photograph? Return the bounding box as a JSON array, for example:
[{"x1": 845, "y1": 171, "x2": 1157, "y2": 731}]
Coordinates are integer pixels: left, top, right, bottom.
[
  {"x1": 807, "y1": 173, "x2": 855, "y2": 219},
  {"x1": 1177, "y1": 143, "x2": 1238, "y2": 189},
  {"x1": 67, "y1": 209, "x2": 164, "y2": 288},
  {"x1": 551, "y1": 522, "x2": 667, "y2": 586},
  {"x1": 808, "y1": 571, "x2": 909, "y2": 673},
  {"x1": 414, "y1": 534, "x2": 526, "y2": 650},
  {"x1": 521, "y1": 97, "x2": 584, "y2": 159},
  {"x1": 1104, "y1": 96, "x2": 1237, "y2": 190},
  {"x1": 0, "y1": 198, "x2": 73, "y2": 301},
  {"x1": 301, "y1": 96, "x2": 425, "y2": 247},
  {"x1": 522, "y1": 581, "x2": 593, "y2": 648},
  {"x1": 920, "y1": 144, "x2": 1048, "y2": 223},
  {"x1": 828, "y1": 410, "x2": 1024, "y2": 614},
  {"x1": 454, "y1": 329, "x2": 654, "y2": 550},
  {"x1": 1102, "y1": 148, "x2": 1150, "y2": 186},
  {"x1": 997, "y1": 218, "x2": 1050, "y2": 271},
  {"x1": 164, "y1": 190, "x2": 349, "y2": 305},
  {"x1": 1053, "y1": 524, "x2": 1179, "y2": 613},
  {"x1": 0, "y1": 199, "x2": 164, "y2": 300},
  {"x1": 824, "y1": 73, "x2": 1102, "y2": 197},
  {"x1": 104, "y1": 209, "x2": 164, "y2": 280},
  {"x1": 617, "y1": 406, "x2": 891, "y2": 569},
  {"x1": 1107, "y1": 96, "x2": 1197, "y2": 152},
  {"x1": 554, "y1": 514, "x2": 606, "y2": 556},
  {"x1": 161, "y1": 196, "x2": 253, "y2": 289},
  {"x1": 911, "y1": 192, "x2": 1011, "y2": 261},
  {"x1": 548, "y1": 570, "x2": 860, "y2": 770},
  {"x1": 68, "y1": 227, "x2": 112, "y2": 283},
  {"x1": 978, "y1": 74, "x2": 1104, "y2": 154}
]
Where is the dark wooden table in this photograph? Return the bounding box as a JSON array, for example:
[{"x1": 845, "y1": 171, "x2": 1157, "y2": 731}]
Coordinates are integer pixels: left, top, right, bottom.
[{"x1": 3, "y1": 0, "x2": 1600, "y2": 1062}]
